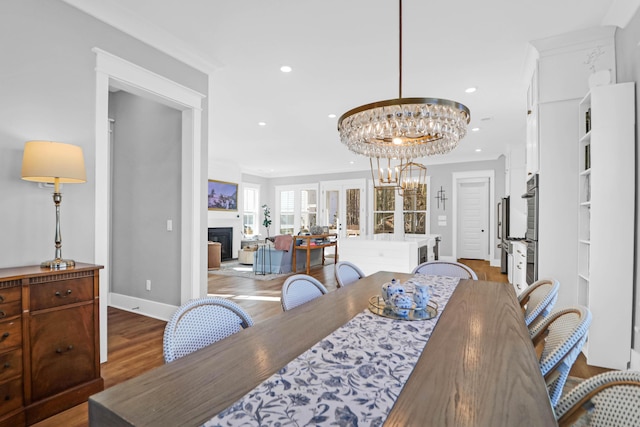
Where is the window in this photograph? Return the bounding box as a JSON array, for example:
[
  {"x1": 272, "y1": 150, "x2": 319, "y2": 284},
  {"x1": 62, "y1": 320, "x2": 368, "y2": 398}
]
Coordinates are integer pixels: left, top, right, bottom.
[
  {"x1": 275, "y1": 184, "x2": 319, "y2": 235},
  {"x1": 300, "y1": 189, "x2": 317, "y2": 232},
  {"x1": 372, "y1": 179, "x2": 429, "y2": 235},
  {"x1": 403, "y1": 184, "x2": 427, "y2": 234},
  {"x1": 243, "y1": 184, "x2": 260, "y2": 237},
  {"x1": 279, "y1": 190, "x2": 295, "y2": 235},
  {"x1": 373, "y1": 187, "x2": 395, "y2": 234}
]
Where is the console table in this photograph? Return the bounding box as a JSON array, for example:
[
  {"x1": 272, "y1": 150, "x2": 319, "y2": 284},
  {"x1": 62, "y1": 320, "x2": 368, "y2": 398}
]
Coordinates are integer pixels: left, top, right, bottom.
[
  {"x1": 0, "y1": 263, "x2": 103, "y2": 426},
  {"x1": 292, "y1": 234, "x2": 338, "y2": 274}
]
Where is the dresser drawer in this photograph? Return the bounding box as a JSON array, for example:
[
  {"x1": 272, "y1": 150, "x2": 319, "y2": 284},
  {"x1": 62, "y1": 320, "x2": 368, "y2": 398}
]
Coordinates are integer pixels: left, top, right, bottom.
[
  {"x1": 30, "y1": 304, "x2": 95, "y2": 401},
  {"x1": 30, "y1": 276, "x2": 93, "y2": 311},
  {"x1": 0, "y1": 349, "x2": 22, "y2": 383},
  {"x1": 0, "y1": 377, "x2": 23, "y2": 416},
  {"x1": 0, "y1": 287, "x2": 21, "y2": 320},
  {"x1": 0, "y1": 320, "x2": 21, "y2": 353}
]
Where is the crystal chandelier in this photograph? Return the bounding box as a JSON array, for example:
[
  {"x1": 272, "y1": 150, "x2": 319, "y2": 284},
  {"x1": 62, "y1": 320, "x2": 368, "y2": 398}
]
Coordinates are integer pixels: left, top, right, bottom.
[{"x1": 337, "y1": 0, "x2": 470, "y2": 192}]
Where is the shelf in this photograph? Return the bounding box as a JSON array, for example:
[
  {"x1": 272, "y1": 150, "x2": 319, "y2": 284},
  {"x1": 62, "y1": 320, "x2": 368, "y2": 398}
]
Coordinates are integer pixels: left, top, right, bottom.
[
  {"x1": 579, "y1": 132, "x2": 591, "y2": 143},
  {"x1": 575, "y1": 83, "x2": 635, "y2": 370}
]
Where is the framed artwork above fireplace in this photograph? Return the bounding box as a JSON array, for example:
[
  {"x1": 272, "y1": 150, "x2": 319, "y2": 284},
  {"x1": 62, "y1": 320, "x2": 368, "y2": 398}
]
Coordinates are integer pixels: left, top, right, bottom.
[{"x1": 208, "y1": 180, "x2": 238, "y2": 211}]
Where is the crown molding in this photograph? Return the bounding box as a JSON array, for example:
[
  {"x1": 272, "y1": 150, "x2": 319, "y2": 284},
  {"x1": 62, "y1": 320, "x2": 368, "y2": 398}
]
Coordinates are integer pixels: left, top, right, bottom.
[
  {"x1": 61, "y1": 0, "x2": 220, "y2": 74},
  {"x1": 602, "y1": 0, "x2": 640, "y2": 29}
]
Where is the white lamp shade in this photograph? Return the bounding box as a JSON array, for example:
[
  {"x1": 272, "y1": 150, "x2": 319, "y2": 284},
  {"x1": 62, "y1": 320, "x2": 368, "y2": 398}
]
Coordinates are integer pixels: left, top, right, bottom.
[{"x1": 21, "y1": 140, "x2": 86, "y2": 183}]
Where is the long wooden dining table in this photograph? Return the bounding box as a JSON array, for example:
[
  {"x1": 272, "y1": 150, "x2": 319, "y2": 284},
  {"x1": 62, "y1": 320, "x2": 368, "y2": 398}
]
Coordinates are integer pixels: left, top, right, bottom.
[{"x1": 88, "y1": 271, "x2": 557, "y2": 426}]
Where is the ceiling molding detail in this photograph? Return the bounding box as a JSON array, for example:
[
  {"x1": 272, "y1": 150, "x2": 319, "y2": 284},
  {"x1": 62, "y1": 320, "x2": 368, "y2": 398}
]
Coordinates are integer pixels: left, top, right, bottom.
[{"x1": 61, "y1": 0, "x2": 220, "y2": 74}]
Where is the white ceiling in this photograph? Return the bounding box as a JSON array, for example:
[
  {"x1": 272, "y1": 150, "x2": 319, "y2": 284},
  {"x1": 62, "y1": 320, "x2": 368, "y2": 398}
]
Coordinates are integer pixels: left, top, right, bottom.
[{"x1": 63, "y1": 0, "x2": 621, "y2": 177}]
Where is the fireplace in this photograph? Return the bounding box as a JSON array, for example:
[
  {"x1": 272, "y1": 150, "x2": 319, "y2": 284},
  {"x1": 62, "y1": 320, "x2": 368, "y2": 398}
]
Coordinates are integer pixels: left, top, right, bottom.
[{"x1": 208, "y1": 227, "x2": 233, "y2": 261}]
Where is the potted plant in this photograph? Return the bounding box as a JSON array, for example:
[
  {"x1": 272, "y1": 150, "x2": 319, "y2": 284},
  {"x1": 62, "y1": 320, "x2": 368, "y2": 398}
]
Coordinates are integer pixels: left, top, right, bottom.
[{"x1": 262, "y1": 204, "x2": 272, "y2": 238}]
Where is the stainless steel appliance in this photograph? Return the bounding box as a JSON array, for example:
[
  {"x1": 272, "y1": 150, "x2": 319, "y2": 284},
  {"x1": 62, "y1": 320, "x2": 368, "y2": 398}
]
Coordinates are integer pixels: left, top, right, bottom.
[
  {"x1": 497, "y1": 196, "x2": 510, "y2": 274},
  {"x1": 522, "y1": 174, "x2": 539, "y2": 284}
]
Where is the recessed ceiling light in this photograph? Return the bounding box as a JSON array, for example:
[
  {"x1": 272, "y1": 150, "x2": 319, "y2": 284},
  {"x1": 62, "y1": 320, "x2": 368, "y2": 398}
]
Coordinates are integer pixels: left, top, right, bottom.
[
  {"x1": 471, "y1": 127, "x2": 480, "y2": 132},
  {"x1": 475, "y1": 148, "x2": 482, "y2": 152},
  {"x1": 258, "y1": 122, "x2": 267, "y2": 126},
  {"x1": 349, "y1": 161, "x2": 354, "y2": 164},
  {"x1": 328, "y1": 113, "x2": 336, "y2": 118},
  {"x1": 465, "y1": 87, "x2": 477, "y2": 93},
  {"x1": 280, "y1": 65, "x2": 292, "y2": 73}
]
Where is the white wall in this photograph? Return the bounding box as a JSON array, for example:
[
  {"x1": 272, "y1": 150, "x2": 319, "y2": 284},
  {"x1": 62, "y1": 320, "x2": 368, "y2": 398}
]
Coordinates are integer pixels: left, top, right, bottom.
[
  {"x1": 615, "y1": 7, "x2": 640, "y2": 366},
  {"x1": 0, "y1": 1, "x2": 208, "y2": 283}
]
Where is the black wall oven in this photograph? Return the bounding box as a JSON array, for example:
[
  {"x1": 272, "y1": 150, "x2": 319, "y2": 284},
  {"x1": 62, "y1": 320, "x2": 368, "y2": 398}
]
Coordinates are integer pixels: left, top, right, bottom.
[{"x1": 522, "y1": 174, "x2": 539, "y2": 284}]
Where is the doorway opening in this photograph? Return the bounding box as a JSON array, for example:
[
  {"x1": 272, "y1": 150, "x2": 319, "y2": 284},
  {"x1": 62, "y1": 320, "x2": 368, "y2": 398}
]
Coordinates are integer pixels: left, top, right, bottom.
[
  {"x1": 452, "y1": 170, "x2": 495, "y2": 264},
  {"x1": 94, "y1": 48, "x2": 205, "y2": 362}
]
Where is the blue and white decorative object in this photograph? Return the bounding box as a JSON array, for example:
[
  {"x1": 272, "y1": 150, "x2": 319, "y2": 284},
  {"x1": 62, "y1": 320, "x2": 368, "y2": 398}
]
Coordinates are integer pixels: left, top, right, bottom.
[
  {"x1": 381, "y1": 278, "x2": 405, "y2": 303},
  {"x1": 413, "y1": 283, "x2": 431, "y2": 309},
  {"x1": 390, "y1": 293, "x2": 413, "y2": 317}
]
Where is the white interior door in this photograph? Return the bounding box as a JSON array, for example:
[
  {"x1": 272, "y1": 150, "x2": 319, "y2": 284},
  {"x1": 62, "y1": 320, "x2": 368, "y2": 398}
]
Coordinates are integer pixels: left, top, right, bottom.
[
  {"x1": 320, "y1": 179, "x2": 366, "y2": 238},
  {"x1": 457, "y1": 178, "x2": 489, "y2": 260}
]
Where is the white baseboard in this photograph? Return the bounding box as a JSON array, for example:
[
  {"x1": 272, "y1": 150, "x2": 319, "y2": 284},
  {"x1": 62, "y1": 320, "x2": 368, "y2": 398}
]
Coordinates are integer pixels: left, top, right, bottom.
[
  {"x1": 109, "y1": 292, "x2": 178, "y2": 322},
  {"x1": 631, "y1": 348, "x2": 640, "y2": 370},
  {"x1": 490, "y1": 258, "x2": 500, "y2": 267},
  {"x1": 439, "y1": 255, "x2": 456, "y2": 262}
]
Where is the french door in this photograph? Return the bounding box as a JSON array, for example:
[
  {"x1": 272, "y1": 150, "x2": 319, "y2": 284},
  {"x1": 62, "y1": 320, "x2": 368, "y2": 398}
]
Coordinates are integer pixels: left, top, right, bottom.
[{"x1": 319, "y1": 179, "x2": 366, "y2": 239}]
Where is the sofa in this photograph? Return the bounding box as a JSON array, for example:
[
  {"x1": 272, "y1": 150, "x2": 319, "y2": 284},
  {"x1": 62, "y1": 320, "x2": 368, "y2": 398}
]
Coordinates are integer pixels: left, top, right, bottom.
[{"x1": 253, "y1": 235, "x2": 321, "y2": 274}]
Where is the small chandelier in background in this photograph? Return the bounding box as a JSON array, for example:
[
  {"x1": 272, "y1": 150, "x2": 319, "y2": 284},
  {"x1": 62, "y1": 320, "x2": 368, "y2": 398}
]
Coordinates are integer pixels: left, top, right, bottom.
[
  {"x1": 398, "y1": 162, "x2": 427, "y2": 197},
  {"x1": 337, "y1": 0, "x2": 470, "y2": 195}
]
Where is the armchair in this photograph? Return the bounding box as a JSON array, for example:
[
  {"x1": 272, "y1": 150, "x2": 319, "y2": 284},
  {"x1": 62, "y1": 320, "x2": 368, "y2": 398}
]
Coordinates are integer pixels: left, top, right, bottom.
[{"x1": 253, "y1": 235, "x2": 320, "y2": 274}]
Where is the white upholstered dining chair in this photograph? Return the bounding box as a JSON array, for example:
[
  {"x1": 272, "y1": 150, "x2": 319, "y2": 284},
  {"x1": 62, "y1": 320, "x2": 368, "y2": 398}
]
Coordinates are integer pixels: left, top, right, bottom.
[
  {"x1": 554, "y1": 370, "x2": 640, "y2": 426},
  {"x1": 163, "y1": 297, "x2": 254, "y2": 363},
  {"x1": 334, "y1": 261, "x2": 366, "y2": 288},
  {"x1": 412, "y1": 261, "x2": 478, "y2": 280},
  {"x1": 530, "y1": 305, "x2": 592, "y2": 407},
  {"x1": 518, "y1": 278, "x2": 560, "y2": 332},
  {"x1": 281, "y1": 274, "x2": 328, "y2": 311}
]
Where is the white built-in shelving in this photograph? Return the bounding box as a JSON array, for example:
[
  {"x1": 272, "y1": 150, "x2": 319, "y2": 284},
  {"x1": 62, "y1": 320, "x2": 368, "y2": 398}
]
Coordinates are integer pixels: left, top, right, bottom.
[{"x1": 577, "y1": 82, "x2": 635, "y2": 370}]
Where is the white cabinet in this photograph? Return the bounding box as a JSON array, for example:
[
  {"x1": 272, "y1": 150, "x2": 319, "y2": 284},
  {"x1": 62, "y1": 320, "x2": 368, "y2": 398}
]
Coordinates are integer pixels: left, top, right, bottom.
[
  {"x1": 511, "y1": 241, "x2": 527, "y2": 296},
  {"x1": 577, "y1": 82, "x2": 634, "y2": 370}
]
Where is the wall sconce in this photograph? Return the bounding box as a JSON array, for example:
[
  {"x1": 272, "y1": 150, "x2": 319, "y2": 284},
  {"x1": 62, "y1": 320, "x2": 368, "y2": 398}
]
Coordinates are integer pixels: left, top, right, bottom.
[
  {"x1": 436, "y1": 186, "x2": 448, "y2": 210},
  {"x1": 21, "y1": 140, "x2": 86, "y2": 269}
]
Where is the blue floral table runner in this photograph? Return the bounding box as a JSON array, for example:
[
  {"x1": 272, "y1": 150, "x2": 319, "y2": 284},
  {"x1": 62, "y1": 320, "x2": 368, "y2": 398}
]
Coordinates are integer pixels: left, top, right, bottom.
[{"x1": 204, "y1": 274, "x2": 460, "y2": 427}]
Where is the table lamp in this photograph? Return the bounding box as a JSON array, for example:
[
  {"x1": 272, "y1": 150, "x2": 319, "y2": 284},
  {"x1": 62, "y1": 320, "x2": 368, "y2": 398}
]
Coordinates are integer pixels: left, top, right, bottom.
[{"x1": 21, "y1": 140, "x2": 86, "y2": 269}]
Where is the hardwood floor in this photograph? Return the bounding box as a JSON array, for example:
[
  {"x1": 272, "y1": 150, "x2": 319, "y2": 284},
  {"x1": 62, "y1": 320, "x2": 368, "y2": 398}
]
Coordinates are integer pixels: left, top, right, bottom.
[{"x1": 34, "y1": 259, "x2": 605, "y2": 426}]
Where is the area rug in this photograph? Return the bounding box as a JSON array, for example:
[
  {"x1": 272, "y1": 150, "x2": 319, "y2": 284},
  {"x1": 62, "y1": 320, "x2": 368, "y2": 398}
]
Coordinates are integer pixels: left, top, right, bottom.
[{"x1": 208, "y1": 261, "x2": 292, "y2": 281}]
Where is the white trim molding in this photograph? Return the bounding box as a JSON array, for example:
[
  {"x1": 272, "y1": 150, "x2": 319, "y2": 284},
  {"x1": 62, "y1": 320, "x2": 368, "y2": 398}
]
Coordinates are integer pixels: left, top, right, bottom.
[
  {"x1": 93, "y1": 48, "x2": 205, "y2": 362},
  {"x1": 109, "y1": 293, "x2": 178, "y2": 322},
  {"x1": 451, "y1": 170, "x2": 496, "y2": 265}
]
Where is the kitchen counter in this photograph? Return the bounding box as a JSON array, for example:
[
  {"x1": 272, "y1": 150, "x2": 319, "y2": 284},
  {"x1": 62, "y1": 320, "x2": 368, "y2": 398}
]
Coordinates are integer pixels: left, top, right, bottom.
[{"x1": 339, "y1": 234, "x2": 440, "y2": 275}]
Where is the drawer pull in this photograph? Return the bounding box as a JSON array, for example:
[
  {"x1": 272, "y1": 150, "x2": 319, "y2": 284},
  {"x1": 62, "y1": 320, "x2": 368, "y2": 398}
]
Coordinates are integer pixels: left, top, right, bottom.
[
  {"x1": 1, "y1": 332, "x2": 8, "y2": 340},
  {"x1": 56, "y1": 344, "x2": 74, "y2": 354},
  {"x1": 0, "y1": 311, "x2": 5, "y2": 318},
  {"x1": 0, "y1": 295, "x2": 4, "y2": 302},
  {"x1": 55, "y1": 289, "x2": 73, "y2": 297},
  {"x1": 3, "y1": 362, "x2": 9, "y2": 369},
  {"x1": 4, "y1": 395, "x2": 10, "y2": 401}
]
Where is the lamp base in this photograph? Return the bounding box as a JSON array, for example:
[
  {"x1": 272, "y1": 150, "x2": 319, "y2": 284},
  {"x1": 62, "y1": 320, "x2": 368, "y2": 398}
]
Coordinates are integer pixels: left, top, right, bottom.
[{"x1": 41, "y1": 258, "x2": 76, "y2": 269}]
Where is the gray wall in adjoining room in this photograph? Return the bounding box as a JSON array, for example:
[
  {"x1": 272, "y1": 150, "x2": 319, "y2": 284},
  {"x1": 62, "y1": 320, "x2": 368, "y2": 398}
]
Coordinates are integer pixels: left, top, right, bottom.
[
  {"x1": 422, "y1": 157, "x2": 506, "y2": 256},
  {"x1": 109, "y1": 91, "x2": 182, "y2": 305},
  {"x1": 243, "y1": 157, "x2": 506, "y2": 258},
  {"x1": 0, "y1": 0, "x2": 208, "y2": 283}
]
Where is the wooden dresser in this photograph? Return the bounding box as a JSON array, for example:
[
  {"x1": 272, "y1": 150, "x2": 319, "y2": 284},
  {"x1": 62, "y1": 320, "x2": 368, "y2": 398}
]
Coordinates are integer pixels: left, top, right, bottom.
[{"x1": 0, "y1": 263, "x2": 103, "y2": 426}]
